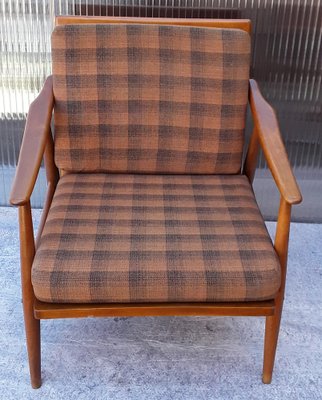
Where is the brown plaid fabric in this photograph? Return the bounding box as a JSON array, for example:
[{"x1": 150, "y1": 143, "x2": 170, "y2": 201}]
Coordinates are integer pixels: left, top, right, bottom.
[
  {"x1": 52, "y1": 24, "x2": 250, "y2": 174},
  {"x1": 32, "y1": 174, "x2": 281, "y2": 303}
]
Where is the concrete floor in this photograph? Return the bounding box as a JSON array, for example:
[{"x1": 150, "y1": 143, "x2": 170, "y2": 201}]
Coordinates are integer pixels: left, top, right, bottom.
[{"x1": 0, "y1": 206, "x2": 321, "y2": 400}]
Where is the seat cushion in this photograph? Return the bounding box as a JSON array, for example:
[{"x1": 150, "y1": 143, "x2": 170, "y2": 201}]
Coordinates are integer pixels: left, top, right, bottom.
[
  {"x1": 32, "y1": 174, "x2": 281, "y2": 303},
  {"x1": 52, "y1": 24, "x2": 250, "y2": 174}
]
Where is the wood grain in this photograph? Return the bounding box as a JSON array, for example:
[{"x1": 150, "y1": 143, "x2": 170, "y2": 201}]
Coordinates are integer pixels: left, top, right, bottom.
[
  {"x1": 262, "y1": 198, "x2": 292, "y2": 383},
  {"x1": 19, "y1": 203, "x2": 41, "y2": 388},
  {"x1": 10, "y1": 76, "x2": 54, "y2": 206},
  {"x1": 249, "y1": 79, "x2": 302, "y2": 205},
  {"x1": 55, "y1": 16, "x2": 251, "y2": 34},
  {"x1": 34, "y1": 299, "x2": 275, "y2": 320}
]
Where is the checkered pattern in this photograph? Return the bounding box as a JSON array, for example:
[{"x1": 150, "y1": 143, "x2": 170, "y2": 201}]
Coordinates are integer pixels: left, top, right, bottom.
[
  {"x1": 32, "y1": 174, "x2": 281, "y2": 303},
  {"x1": 52, "y1": 24, "x2": 250, "y2": 174}
]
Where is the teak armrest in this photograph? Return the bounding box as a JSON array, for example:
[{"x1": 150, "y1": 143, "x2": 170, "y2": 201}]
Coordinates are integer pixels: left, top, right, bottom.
[
  {"x1": 10, "y1": 76, "x2": 54, "y2": 206},
  {"x1": 248, "y1": 79, "x2": 302, "y2": 205}
]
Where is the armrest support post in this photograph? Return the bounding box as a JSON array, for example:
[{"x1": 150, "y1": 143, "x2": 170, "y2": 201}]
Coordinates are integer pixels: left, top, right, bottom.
[
  {"x1": 243, "y1": 127, "x2": 260, "y2": 184},
  {"x1": 44, "y1": 126, "x2": 59, "y2": 186},
  {"x1": 274, "y1": 197, "x2": 292, "y2": 299},
  {"x1": 19, "y1": 202, "x2": 36, "y2": 293}
]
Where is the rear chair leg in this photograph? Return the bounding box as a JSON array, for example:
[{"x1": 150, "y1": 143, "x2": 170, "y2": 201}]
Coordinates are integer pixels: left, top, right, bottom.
[{"x1": 23, "y1": 301, "x2": 41, "y2": 388}]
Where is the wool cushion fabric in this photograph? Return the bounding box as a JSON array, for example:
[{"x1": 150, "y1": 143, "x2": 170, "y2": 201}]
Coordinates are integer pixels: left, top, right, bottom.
[
  {"x1": 52, "y1": 24, "x2": 250, "y2": 174},
  {"x1": 32, "y1": 174, "x2": 281, "y2": 303}
]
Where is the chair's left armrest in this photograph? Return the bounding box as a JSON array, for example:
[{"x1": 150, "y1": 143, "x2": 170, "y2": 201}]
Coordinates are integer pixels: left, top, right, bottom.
[
  {"x1": 248, "y1": 79, "x2": 302, "y2": 205},
  {"x1": 10, "y1": 76, "x2": 54, "y2": 206}
]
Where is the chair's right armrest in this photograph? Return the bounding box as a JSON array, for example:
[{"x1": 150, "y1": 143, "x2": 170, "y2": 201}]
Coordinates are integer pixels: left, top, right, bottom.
[
  {"x1": 10, "y1": 76, "x2": 54, "y2": 206},
  {"x1": 248, "y1": 79, "x2": 302, "y2": 205}
]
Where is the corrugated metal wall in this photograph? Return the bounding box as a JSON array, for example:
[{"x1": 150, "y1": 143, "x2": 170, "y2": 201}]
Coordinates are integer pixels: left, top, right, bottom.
[{"x1": 1, "y1": 0, "x2": 321, "y2": 221}]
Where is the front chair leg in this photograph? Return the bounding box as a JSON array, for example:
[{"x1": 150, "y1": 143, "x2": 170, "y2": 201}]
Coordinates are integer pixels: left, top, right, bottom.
[
  {"x1": 19, "y1": 204, "x2": 41, "y2": 388},
  {"x1": 262, "y1": 302, "x2": 283, "y2": 384},
  {"x1": 262, "y1": 198, "x2": 291, "y2": 384}
]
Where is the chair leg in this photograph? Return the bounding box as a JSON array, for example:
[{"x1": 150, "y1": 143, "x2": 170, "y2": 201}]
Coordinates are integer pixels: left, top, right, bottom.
[
  {"x1": 19, "y1": 204, "x2": 41, "y2": 388},
  {"x1": 23, "y1": 301, "x2": 41, "y2": 389},
  {"x1": 262, "y1": 304, "x2": 282, "y2": 384}
]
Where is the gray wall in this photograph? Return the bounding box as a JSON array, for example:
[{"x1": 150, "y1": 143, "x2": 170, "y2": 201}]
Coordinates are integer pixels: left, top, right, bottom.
[{"x1": 1, "y1": 0, "x2": 321, "y2": 221}]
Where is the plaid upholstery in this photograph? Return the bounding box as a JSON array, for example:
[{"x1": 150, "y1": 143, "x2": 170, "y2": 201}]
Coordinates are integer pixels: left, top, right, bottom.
[
  {"x1": 52, "y1": 24, "x2": 250, "y2": 174},
  {"x1": 32, "y1": 174, "x2": 281, "y2": 303}
]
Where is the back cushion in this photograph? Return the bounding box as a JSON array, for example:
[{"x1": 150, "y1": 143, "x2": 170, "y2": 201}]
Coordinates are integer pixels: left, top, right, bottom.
[{"x1": 52, "y1": 24, "x2": 250, "y2": 174}]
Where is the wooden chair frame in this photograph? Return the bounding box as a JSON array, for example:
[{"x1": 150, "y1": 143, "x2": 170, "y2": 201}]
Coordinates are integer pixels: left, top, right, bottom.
[{"x1": 10, "y1": 17, "x2": 302, "y2": 389}]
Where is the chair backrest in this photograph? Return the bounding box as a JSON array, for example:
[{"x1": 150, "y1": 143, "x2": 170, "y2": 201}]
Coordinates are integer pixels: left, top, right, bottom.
[{"x1": 52, "y1": 18, "x2": 251, "y2": 174}]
